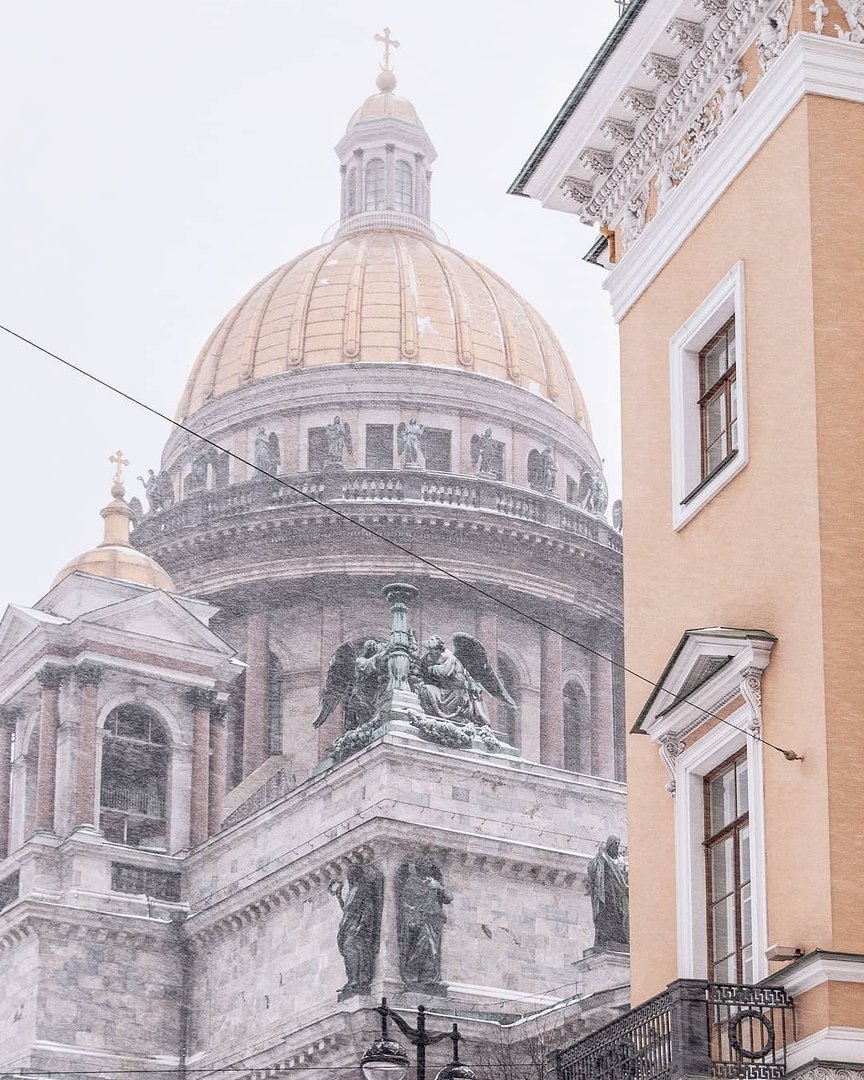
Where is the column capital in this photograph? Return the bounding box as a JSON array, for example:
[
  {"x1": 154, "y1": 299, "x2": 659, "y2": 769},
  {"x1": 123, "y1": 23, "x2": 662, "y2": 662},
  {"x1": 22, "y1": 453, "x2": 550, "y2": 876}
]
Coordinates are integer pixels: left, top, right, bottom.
[
  {"x1": 0, "y1": 704, "x2": 22, "y2": 727},
  {"x1": 385, "y1": 142, "x2": 396, "y2": 153},
  {"x1": 186, "y1": 687, "x2": 216, "y2": 710},
  {"x1": 74, "y1": 662, "x2": 105, "y2": 687},
  {"x1": 414, "y1": 151, "x2": 425, "y2": 162},
  {"x1": 37, "y1": 664, "x2": 69, "y2": 690},
  {"x1": 210, "y1": 702, "x2": 228, "y2": 725}
]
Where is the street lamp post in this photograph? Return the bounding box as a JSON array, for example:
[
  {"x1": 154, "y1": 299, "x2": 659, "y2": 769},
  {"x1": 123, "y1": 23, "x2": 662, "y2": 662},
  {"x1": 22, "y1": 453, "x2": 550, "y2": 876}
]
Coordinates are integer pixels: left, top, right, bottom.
[{"x1": 360, "y1": 998, "x2": 475, "y2": 1080}]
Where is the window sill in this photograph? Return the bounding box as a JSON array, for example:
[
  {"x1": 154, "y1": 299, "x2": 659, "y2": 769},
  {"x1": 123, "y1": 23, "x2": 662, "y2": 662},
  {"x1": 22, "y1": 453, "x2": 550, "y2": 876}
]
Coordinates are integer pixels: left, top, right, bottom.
[{"x1": 681, "y1": 450, "x2": 739, "y2": 507}]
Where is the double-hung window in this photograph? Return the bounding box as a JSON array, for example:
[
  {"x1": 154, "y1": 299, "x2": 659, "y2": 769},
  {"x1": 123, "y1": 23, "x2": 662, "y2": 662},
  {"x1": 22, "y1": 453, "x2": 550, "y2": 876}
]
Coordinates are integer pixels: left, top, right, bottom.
[{"x1": 699, "y1": 318, "x2": 738, "y2": 480}]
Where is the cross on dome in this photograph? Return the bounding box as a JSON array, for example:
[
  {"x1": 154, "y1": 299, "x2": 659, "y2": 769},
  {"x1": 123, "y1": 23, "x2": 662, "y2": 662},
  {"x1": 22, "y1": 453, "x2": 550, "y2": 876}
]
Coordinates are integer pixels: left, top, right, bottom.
[{"x1": 374, "y1": 27, "x2": 399, "y2": 92}]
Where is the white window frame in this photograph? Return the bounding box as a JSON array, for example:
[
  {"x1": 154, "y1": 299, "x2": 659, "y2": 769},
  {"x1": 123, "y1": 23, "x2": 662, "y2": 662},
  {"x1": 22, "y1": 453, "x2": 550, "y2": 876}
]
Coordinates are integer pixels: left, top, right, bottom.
[
  {"x1": 673, "y1": 709, "x2": 768, "y2": 984},
  {"x1": 669, "y1": 261, "x2": 748, "y2": 530}
]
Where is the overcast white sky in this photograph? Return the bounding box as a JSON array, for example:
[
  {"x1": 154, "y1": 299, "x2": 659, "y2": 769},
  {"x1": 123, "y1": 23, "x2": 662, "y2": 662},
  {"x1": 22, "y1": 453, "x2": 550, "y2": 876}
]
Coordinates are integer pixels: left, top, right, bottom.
[{"x1": 0, "y1": 1, "x2": 622, "y2": 607}]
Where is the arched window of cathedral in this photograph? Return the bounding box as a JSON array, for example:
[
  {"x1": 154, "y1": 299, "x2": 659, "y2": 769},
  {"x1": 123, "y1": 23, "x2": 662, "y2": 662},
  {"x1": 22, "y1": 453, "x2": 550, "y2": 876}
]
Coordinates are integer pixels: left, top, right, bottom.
[
  {"x1": 365, "y1": 159, "x2": 385, "y2": 211},
  {"x1": 563, "y1": 681, "x2": 591, "y2": 774},
  {"x1": 395, "y1": 160, "x2": 413, "y2": 212},
  {"x1": 99, "y1": 705, "x2": 169, "y2": 850},
  {"x1": 496, "y1": 652, "x2": 520, "y2": 748},
  {"x1": 346, "y1": 167, "x2": 357, "y2": 215}
]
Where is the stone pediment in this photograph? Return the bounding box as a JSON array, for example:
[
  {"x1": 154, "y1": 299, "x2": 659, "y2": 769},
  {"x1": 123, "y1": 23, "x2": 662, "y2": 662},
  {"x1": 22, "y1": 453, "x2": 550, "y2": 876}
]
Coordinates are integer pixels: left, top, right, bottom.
[
  {"x1": 633, "y1": 626, "x2": 776, "y2": 742},
  {"x1": 75, "y1": 590, "x2": 233, "y2": 656},
  {"x1": 0, "y1": 605, "x2": 66, "y2": 660}
]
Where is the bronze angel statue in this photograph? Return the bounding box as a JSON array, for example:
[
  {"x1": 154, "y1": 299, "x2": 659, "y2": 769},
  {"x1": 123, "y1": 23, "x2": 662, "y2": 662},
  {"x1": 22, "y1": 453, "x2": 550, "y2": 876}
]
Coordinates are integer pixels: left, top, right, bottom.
[
  {"x1": 313, "y1": 639, "x2": 388, "y2": 731},
  {"x1": 416, "y1": 633, "x2": 514, "y2": 727}
]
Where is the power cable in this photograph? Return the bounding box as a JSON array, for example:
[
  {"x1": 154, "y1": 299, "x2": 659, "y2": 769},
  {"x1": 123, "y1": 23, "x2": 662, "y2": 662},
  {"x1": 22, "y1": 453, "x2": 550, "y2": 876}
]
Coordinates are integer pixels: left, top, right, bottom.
[{"x1": 0, "y1": 322, "x2": 801, "y2": 761}]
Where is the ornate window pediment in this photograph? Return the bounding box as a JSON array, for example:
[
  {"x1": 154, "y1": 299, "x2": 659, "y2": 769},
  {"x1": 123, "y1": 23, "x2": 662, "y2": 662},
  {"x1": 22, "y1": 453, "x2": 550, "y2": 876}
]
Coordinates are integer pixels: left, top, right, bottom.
[{"x1": 633, "y1": 626, "x2": 776, "y2": 750}]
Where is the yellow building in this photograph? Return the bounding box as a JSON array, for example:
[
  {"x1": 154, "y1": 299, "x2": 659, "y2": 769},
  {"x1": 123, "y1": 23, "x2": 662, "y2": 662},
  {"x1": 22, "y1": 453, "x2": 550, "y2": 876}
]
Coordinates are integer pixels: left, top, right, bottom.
[{"x1": 513, "y1": 1, "x2": 864, "y2": 1078}]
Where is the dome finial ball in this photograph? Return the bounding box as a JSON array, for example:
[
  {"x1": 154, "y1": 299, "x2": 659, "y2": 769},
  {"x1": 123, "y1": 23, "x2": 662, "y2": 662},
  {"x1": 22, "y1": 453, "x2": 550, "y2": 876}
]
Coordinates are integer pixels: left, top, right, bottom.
[{"x1": 376, "y1": 69, "x2": 397, "y2": 93}]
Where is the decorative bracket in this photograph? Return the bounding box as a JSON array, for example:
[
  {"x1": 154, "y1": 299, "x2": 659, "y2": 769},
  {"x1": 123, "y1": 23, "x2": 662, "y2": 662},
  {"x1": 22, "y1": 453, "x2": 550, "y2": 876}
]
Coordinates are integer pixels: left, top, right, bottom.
[
  {"x1": 560, "y1": 176, "x2": 594, "y2": 203},
  {"x1": 739, "y1": 667, "x2": 763, "y2": 736},
  {"x1": 642, "y1": 52, "x2": 680, "y2": 83},
  {"x1": 660, "y1": 734, "x2": 687, "y2": 796},
  {"x1": 667, "y1": 17, "x2": 705, "y2": 47},
  {"x1": 619, "y1": 86, "x2": 657, "y2": 116},
  {"x1": 600, "y1": 117, "x2": 636, "y2": 146}
]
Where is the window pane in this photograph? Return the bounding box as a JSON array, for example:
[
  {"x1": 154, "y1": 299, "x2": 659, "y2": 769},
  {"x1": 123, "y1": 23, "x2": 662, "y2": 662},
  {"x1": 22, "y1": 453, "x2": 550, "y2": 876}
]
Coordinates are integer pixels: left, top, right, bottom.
[
  {"x1": 701, "y1": 334, "x2": 729, "y2": 391},
  {"x1": 739, "y1": 824, "x2": 751, "y2": 884},
  {"x1": 742, "y1": 944, "x2": 753, "y2": 984},
  {"x1": 726, "y1": 325, "x2": 736, "y2": 367},
  {"x1": 395, "y1": 161, "x2": 413, "y2": 212},
  {"x1": 712, "y1": 894, "x2": 737, "y2": 962},
  {"x1": 736, "y1": 759, "x2": 749, "y2": 814},
  {"x1": 365, "y1": 159, "x2": 385, "y2": 211},
  {"x1": 741, "y1": 882, "x2": 752, "y2": 946},
  {"x1": 704, "y1": 393, "x2": 726, "y2": 444},
  {"x1": 713, "y1": 952, "x2": 735, "y2": 983},
  {"x1": 708, "y1": 768, "x2": 736, "y2": 833},
  {"x1": 711, "y1": 836, "x2": 736, "y2": 899}
]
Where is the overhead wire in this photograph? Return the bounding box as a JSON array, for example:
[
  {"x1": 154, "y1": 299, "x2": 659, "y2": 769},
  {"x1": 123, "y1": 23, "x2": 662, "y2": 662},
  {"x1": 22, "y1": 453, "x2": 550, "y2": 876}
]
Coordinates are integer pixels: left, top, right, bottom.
[{"x1": 0, "y1": 321, "x2": 802, "y2": 763}]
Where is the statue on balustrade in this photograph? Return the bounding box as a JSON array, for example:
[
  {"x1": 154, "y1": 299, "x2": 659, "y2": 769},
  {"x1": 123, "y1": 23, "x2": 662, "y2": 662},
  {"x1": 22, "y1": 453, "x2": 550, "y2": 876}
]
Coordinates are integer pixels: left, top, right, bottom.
[
  {"x1": 325, "y1": 416, "x2": 353, "y2": 468},
  {"x1": 139, "y1": 469, "x2": 164, "y2": 512},
  {"x1": 416, "y1": 633, "x2": 514, "y2": 727},
  {"x1": 329, "y1": 861, "x2": 384, "y2": 998},
  {"x1": 396, "y1": 854, "x2": 453, "y2": 989},
  {"x1": 527, "y1": 446, "x2": 557, "y2": 494},
  {"x1": 186, "y1": 446, "x2": 212, "y2": 493},
  {"x1": 471, "y1": 428, "x2": 499, "y2": 479},
  {"x1": 586, "y1": 835, "x2": 629, "y2": 951},
  {"x1": 313, "y1": 638, "x2": 388, "y2": 732},
  {"x1": 397, "y1": 417, "x2": 425, "y2": 468},
  {"x1": 254, "y1": 427, "x2": 281, "y2": 475}
]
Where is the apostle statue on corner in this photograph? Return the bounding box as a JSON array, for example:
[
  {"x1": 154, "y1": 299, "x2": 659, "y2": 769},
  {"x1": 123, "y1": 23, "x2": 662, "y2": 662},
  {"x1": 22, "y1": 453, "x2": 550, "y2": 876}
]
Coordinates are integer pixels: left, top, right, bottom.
[
  {"x1": 397, "y1": 417, "x2": 424, "y2": 468},
  {"x1": 586, "y1": 835, "x2": 629, "y2": 951},
  {"x1": 325, "y1": 416, "x2": 353, "y2": 468},
  {"x1": 329, "y1": 862, "x2": 384, "y2": 999},
  {"x1": 397, "y1": 855, "x2": 453, "y2": 990}
]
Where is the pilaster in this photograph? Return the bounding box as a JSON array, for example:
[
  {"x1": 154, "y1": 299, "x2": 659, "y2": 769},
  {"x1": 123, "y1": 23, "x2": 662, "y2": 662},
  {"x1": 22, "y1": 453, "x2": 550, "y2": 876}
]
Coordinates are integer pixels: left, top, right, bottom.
[
  {"x1": 0, "y1": 705, "x2": 21, "y2": 858},
  {"x1": 209, "y1": 702, "x2": 227, "y2": 837},
  {"x1": 540, "y1": 629, "x2": 564, "y2": 768},
  {"x1": 188, "y1": 688, "x2": 215, "y2": 848},
  {"x1": 73, "y1": 662, "x2": 104, "y2": 828},
  {"x1": 243, "y1": 612, "x2": 270, "y2": 777},
  {"x1": 35, "y1": 665, "x2": 68, "y2": 833}
]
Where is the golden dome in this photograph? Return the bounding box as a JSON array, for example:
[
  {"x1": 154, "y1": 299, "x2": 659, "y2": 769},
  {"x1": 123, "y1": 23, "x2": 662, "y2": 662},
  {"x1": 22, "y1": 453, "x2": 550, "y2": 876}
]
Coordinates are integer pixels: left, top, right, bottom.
[
  {"x1": 347, "y1": 90, "x2": 423, "y2": 132},
  {"x1": 176, "y1": 228, "x2": 590, "y2": 428},
  {"x1": 53, "y1": 464, "x2": 175, "y2": 592}
]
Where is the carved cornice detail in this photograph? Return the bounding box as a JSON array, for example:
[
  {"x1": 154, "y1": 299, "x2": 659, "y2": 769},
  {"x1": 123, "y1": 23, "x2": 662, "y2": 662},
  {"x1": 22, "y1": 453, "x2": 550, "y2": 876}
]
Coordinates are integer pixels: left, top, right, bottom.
[
  {"x1": 577, "y1": 0, "x2": 783, "y2": 226},
  {"x1": 560, "y1": 176, "x2": 595, "y2": 203},
  {"x1": 659, "y1": 734, "x2": 687, "y2": 795},
  {"x1": 757, "y1": 0, "x2": 793, "y2": 70},
  {"x1": 642, "y1": 52, "x2": 681, "y2": 83},
  {"x1": 600, "y1": 117, "x2": 636, "y2": 145},
  {"x1": 668, "y1": 18, "x2": 706, "y2": 47},
  {"x1": 797, "y1": 1069, "x2": 864, "y2": 1080},
  {"x1": 619, "y1": 86, "x2": 658, "y2": 116},
  {"x1": 739, "y1": 667, "x2": 763, "y2": 735},
  {"x1": 579, "y1": 147, "x2": 615, "y2": 175},
  {"x1": 834, "y1": 0, "x2": 864, "y2": 42},
  {"x1": 695, "y1": 0, "x2": 730, "y2": 14}
]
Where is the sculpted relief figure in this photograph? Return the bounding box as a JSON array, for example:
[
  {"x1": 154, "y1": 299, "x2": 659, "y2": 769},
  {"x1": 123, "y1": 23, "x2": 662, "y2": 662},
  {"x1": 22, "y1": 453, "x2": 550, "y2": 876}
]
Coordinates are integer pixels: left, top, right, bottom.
[
  {"x1": 527, "y1": 446, "x2": 557, "y2": 494},
  {"x1": 254, "y1": 427, "x2": 281, "y2": 475},
  {"x1": 416, "y1": 633, "x2": 514, "y2": 727},
  {"x1": 326, "y1": 416, "x2": 353, "y2": 468},
  {"x1": 313, "y1": 639, "x2": 388, "y2": 732},
  {"x1": 586, "y1": 835, "x2": 629, "y2": 951},
  {"x1": 397, "y1": 855, "x2": 453, "y2": 989},
  {"x1": 397, "y1": 417, "x2": 425, "y2": 468},
  {"x1": 329, "y1": 862, "x2": 384, "y2": 998}
]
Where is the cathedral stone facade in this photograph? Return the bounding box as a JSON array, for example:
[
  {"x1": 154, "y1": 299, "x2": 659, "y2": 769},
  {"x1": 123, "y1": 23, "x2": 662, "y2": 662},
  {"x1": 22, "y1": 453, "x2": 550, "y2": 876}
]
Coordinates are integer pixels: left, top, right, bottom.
[{"x1": 0, "y1": 61, "x2": 627, "y2": 1079}]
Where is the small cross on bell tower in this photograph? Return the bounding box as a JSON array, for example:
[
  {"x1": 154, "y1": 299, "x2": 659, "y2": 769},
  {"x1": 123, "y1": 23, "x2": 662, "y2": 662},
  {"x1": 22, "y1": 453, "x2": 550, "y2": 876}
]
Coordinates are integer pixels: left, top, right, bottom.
[{"x1": 373, "y1": 27, "x2": 400, "y2": 93}]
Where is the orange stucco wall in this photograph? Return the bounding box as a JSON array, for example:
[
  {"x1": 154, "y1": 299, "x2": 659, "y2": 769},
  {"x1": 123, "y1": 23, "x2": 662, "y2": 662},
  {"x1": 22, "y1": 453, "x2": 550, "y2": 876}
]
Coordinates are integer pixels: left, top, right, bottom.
[{"x1": 617, "y1": 93, "x2": 864, "y2": 1005}]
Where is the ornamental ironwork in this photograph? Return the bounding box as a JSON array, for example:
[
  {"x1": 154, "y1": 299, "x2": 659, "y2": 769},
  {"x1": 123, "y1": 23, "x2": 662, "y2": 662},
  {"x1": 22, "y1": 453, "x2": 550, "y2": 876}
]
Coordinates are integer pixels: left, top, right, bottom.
[{"x1": 551, "y1": 979, "x2": 794, "y2": 1080}]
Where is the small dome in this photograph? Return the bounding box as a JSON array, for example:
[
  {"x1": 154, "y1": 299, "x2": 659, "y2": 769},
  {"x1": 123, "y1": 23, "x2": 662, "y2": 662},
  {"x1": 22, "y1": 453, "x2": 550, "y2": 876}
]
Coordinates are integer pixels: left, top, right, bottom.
[
  {"x1": 176, "y1": 228, "x2": 590, "y2": 428},
  {"x1": 53, "y1": 469, "x2": 175, "y2": 592},
  {"x1": 347, "y1": 90, "x2": 423, "y2": 132}
]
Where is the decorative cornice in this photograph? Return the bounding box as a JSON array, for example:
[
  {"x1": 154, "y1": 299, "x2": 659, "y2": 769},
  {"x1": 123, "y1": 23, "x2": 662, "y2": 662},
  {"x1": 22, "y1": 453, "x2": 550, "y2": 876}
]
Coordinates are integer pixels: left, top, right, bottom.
[
  {"x1": 579, "y1": 146, "x2": 615, "y2": 174},
  {"x1": 643, "y1": 51, "x2": 681, "y2": 82},
  {"x1": 561, "y1": 176, "x2": 595, "y2": 203},
  {"x1": 600, "y1": 116, "x2": 636, "y2": 144},
  {"x1": 620, "y1": 85, "x2": 658, "y2": 115},
  {"x1": 695, "y1": 0, "x2": 731, "y2": 13},
  {"x1": 668, "y1": 18, "x2": 706, "y2": 47}
]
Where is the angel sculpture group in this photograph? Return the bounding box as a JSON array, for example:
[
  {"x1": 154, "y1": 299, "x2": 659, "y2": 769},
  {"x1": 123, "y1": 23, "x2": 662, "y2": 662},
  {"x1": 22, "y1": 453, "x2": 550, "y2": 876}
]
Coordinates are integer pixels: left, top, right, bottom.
[{"x1": 313, "y1": 631, "x2": 514, "y2": 735}]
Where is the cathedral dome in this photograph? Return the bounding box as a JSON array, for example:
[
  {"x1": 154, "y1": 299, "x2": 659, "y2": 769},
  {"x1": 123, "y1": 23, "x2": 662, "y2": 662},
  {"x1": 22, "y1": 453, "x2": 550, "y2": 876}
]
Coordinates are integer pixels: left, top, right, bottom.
[
  {"x1": 176, "y1": 228, "x2": 590, "y2": 427},
  {"x1": 347, "y1": 90, "x2": 423, "y2": 132}
]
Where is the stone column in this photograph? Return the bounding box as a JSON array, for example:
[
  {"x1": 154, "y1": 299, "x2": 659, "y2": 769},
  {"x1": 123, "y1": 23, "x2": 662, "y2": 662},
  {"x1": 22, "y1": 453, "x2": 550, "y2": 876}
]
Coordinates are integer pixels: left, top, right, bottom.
[
  {"x1": 590, "y1": 646, "x2": 615, "y2": 781},
  {"x1": 242, "y1": 611, "x2": 270, "y2": 777},
  {"x1": 0, "y1": 706, "x2": 20, "y2": 859},
  {"x1": 475, "y1": 611, "x2": 498, "y2": 732},
  {"x1": 208, "y1": 703, "x2": 227, "y2": 837},
  {"x1": 35, "y1": 665, "x2": 67, "y2": 832},
  {"x1": 73, "y1": 663, "x2": 103, "y2": 827},
  {"x1": 188, "y1": 689, "x2": 214, "y2": 848},
  {"x1": 540, "y1": 630, "x2": 564, "y2": 768},
  {"x1": 385, "y1": 143, "x2": 396, "y2": 209}
]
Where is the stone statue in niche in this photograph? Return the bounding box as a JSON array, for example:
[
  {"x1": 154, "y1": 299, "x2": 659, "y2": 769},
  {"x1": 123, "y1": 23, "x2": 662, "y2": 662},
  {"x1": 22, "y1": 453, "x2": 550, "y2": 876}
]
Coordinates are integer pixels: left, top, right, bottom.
[
  {"x1": 586, "y1": 835, "x2": 629, "y2": 951},
  {"x1": 396, "y1": 854, "x2": 453, "y2": 990},
  {"x1": 254, "y1": 427, "x2": 281, "y2": 475},
  {"x1": 325, "y1": 416, "x2": 353, "y2": 468},
  {"x1": 416, "y1": 634, "x2": 514, "y2": 727},
  {"x1": 186, "y1": 446, "x2": 212, "y2": 493},
  {"x1": 397, "y1": 418, "x2": 425, "y2": 468},
  {"x1": 575, "y1": 469, "x2": 608, "y2": 516},
  {"x1": 527, "y1": 446, "x2": 557, "y2": 494},
  {"x1": 471, "y1": 428, "x2": 499, "y2": 479},
  {"x1": 329, "y1": 861, "x2": 384, "y2": 999}
]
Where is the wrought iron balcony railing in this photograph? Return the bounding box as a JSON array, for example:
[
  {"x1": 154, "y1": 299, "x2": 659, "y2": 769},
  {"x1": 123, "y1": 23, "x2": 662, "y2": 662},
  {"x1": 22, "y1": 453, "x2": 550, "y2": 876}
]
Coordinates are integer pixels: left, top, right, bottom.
[
  {"x1": 551, "y1": 980, "x2": 794, "y2": 1080},
  {"x1": 100, "y1": 785, "x2": 167, "y2": 819}
]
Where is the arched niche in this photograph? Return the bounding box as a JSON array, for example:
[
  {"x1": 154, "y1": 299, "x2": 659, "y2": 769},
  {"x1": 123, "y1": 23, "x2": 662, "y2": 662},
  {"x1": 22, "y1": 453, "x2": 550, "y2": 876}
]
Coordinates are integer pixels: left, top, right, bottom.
[
  {"x1": 98, "y1": 703, "x2": 170, "y2": 850},
  {"x1": 563, "y1": 679, "x2": 592, "y2": 774}
]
